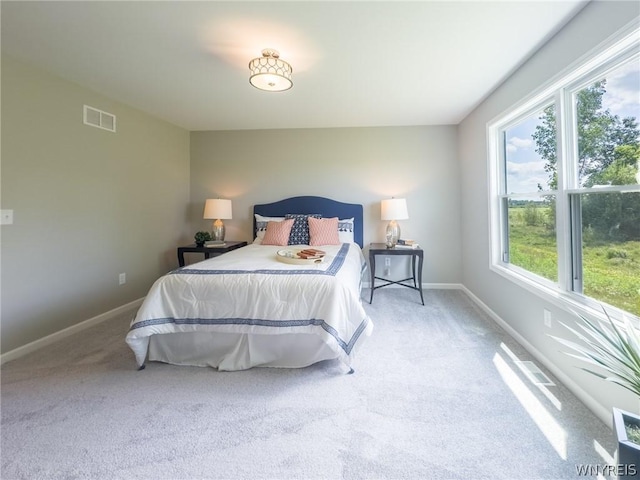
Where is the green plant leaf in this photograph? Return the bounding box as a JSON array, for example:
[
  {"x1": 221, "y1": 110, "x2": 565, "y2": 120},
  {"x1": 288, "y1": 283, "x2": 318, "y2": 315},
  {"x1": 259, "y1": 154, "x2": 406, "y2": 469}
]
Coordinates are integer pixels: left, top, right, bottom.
[{"x1": 549, "y1": 308, "x2": 640, "y2": 399}]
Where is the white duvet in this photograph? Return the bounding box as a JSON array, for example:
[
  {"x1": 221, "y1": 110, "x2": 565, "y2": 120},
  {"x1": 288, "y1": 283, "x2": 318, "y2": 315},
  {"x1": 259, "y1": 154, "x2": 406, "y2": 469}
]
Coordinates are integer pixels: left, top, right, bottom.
[{"x1": 126, "y1": 243, "x2": 373, "y2": 370}]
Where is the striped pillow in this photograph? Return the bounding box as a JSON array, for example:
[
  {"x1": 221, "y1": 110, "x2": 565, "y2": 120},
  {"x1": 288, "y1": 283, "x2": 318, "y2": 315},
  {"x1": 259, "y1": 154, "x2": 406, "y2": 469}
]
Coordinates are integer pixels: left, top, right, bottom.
[
  {"x1": 308, "y1": 217, "x2": 340, "y2": 246},
  {"x1": 338, "y1": 217, "x2": 355, "y2": 243},
  {"x1": 261, "y1": 218, "x2": 295, "y2": 246}
]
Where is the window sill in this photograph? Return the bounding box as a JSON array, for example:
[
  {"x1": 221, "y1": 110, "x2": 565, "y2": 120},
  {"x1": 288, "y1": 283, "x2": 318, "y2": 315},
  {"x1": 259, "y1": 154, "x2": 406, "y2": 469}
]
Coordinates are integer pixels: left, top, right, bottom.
[{"x1": 490, "y1": 262, "x2": 639, "y2": 325}]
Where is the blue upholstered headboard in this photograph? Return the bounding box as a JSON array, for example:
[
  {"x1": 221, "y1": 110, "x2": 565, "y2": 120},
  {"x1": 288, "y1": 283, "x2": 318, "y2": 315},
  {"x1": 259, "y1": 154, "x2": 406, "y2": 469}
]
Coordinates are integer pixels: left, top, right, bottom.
[{"x1": 253, "y1": 196, "x2": 364, "y2": 248}]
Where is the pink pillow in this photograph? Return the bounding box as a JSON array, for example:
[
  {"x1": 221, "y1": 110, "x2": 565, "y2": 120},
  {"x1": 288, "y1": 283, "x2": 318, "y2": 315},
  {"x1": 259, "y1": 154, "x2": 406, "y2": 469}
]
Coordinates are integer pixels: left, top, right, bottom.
[
  {"x1": 308, "y1": 217, "x2": 340, "y2": 246},
  {"x1": 262, "y1": 219, "x2": 295, "y2": 246}
]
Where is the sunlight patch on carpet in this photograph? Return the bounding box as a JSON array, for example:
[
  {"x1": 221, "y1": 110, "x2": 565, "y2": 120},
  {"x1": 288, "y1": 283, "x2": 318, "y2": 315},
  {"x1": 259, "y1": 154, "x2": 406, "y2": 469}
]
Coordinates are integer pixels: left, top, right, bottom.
[
  {"x1": 500, "y1": 342, "x2": 562, "y2": 411},
  {"x1": 493, "y1": 351, "x2": 568, "y2": 460}
]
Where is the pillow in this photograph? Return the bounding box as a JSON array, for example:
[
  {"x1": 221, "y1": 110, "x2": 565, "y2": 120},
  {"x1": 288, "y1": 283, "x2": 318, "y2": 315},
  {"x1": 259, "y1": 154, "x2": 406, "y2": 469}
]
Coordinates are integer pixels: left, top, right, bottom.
[
  {"x1": 285, "y1": 214, "x2": 322, "y2": 245},
  {"x1": 254, "y1": 214, "x2": 285, "y2": 242},
  {"x1": 338, "y1": 217, "x2": 355, "y2": 243},
  {"x1": 308, "y1": 217, "x2": 340, "y2": 246},
  {"x1": 261, "y1": 219, "x2": 295, "y2": 246}
]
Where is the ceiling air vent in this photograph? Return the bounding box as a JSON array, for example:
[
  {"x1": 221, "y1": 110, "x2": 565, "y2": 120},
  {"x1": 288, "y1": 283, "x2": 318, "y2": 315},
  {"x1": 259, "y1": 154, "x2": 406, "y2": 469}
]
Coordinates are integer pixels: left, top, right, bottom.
[{"x1": 83, "y1": 105, "x2": 116, "y2": 132}]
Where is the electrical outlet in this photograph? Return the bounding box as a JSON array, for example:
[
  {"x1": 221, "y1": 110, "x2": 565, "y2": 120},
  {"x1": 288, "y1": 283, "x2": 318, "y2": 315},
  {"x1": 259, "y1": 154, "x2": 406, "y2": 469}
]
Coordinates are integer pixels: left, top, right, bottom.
[
  {"x1": 1, "y1": 210, "x2": 14, "y2": 225},
  {"x1": 384, "y1": 257, "x2": 391, "y2": 277},
  {"x1": 544, "y1": 309, "x2": 552, "y2": 328},
  {"x1": 119, "y1": 273, "x2": 126, "y2": 285},
  {"x1": 384, "y1": 258, "x2": 391, "y2": 267}
]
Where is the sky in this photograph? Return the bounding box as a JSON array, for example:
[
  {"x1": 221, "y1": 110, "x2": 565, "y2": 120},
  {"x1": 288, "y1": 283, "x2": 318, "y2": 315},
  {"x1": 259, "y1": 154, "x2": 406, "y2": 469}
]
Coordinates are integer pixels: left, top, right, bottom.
[{"x1": 505, "y1": 58, "x2": 640, "y2": 195}]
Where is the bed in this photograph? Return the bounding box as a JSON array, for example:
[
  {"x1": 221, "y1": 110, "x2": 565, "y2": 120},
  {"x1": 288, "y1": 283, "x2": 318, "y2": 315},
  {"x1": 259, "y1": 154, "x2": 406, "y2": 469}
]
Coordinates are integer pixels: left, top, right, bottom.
[{"x1": 126, "y1": 196, "x2": 373, "y2": 372}]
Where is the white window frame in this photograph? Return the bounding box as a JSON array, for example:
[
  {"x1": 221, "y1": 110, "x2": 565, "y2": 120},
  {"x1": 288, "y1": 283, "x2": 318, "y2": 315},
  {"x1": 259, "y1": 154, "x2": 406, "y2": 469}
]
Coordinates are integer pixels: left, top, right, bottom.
[{"x1": 487, "y1": 22, "x2": 640, "y2": 322}]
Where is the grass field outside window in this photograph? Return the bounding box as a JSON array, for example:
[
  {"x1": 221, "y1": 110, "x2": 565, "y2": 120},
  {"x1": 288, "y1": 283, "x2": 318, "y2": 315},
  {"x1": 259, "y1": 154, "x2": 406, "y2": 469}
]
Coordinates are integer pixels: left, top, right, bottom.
[{"x1": 509, "y1": 204, "x2": 640, "y2": 316}]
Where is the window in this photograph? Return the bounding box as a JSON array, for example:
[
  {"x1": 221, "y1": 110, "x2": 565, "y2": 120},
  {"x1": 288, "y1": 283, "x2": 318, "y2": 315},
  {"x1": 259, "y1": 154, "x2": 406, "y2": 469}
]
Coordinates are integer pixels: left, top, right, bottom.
[
  {"x1": 503, "y1": 106, "x2": 558, "y2": 283},
  {"x1": 489, "y1": 27, "x2": 640, "y2": 319}
]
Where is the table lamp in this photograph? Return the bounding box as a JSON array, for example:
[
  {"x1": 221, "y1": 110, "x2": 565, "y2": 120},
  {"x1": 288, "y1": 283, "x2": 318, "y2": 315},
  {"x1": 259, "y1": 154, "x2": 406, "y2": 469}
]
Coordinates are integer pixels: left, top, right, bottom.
[
  {"x1": 381, "y1": 198, "x2": 408, "y2": 248},
  {"x1": 203, "y1": 199, "x2": 232, "y2": 241}
]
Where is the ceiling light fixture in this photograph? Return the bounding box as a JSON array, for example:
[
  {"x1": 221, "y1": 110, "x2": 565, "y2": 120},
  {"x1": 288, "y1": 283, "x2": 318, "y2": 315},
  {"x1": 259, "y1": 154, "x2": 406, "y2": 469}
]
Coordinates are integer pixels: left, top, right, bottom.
[{"x1": 249, "y1": 49, "x2": 293, "y2": 92}]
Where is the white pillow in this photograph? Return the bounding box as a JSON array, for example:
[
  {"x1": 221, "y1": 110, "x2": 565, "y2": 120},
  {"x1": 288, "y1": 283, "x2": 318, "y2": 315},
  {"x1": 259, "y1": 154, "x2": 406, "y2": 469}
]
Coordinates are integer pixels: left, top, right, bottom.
[
  {"x1": 254, "y1": 214, "x2": 285, "y2": 243},
  {"x1": 338, "y1": 217, "x2": 355, "y2": 243},
  {"x1": 254, "y1": 214, "x2": 355, "y2": 244}
]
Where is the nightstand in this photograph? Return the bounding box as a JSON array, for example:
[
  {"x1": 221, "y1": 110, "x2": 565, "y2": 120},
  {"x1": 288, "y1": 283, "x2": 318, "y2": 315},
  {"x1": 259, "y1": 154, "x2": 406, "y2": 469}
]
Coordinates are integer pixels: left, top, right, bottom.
[
  {"x1": 177, "y1": 241, "x2": 247, "y2": 267},
  {"x1": 369, "y1": 243, "x2": 424, "y2": 305}
]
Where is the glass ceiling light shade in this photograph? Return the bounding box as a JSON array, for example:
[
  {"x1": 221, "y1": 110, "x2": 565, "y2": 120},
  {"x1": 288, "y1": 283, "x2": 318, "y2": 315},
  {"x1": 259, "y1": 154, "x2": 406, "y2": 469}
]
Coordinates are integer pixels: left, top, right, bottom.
[
  {"x1": 381, "y1": 198, "x2": 409, "y2": 248},
  {"x1": 203, "y1": 198, "x2": 233, "y2": 241},
  {"x1": 249, "y1": 49, "x2": 293, "y2": 92}
]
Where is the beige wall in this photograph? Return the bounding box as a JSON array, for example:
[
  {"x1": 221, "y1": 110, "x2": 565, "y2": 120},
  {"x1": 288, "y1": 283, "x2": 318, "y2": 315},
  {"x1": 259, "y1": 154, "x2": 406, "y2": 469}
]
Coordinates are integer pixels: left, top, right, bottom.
[
  {"x1": 190, "y1": 126, "x2": 462, "y2": 284},
  {"x1": 1, "y1": 55, "x2": 191, "y2": 352},
  {"x1": 459, "y1": 1, "x2": 640, "y2": 421},
  {"x1": 1, "y1": 56, "x2": 461, "y2": 355}
]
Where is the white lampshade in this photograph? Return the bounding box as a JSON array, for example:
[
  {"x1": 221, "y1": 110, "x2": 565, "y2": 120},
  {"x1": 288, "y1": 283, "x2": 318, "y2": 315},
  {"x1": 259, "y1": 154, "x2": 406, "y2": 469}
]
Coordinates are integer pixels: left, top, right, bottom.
[
  {"x1": 203, "y1": 199, "x2": 232, "y2": 220},
  {"x1": 381, "y1": 198, "x2": 409, "y2": 221}
]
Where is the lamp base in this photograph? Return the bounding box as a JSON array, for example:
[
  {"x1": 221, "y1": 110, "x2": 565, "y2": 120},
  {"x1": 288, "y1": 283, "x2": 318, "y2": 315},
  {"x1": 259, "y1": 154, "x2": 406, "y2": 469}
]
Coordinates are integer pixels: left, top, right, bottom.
[
  {"x1": 385, "y1": 220, "x2": 401, "y2": 248},
  {"x1": 212, "y1": 220, "x2": 225, "y2": 242}
]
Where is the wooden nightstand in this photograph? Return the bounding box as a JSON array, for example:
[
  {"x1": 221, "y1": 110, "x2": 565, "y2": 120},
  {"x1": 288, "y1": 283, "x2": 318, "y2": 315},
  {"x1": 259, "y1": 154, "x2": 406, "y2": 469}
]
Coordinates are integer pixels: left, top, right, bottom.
[
  {"x1": 177, "y1": 241, "x2": 247, "y2": 267},
  {"x1": 369, "y1": 243, "x2": 424, "y2": 305}
]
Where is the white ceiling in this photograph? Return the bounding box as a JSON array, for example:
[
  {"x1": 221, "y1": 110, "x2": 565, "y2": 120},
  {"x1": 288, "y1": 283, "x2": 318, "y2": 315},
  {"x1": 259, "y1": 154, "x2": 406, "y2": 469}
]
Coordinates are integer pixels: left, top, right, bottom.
[{"x1": 1, "y1": 1, "x2": 588, "y2": 131}]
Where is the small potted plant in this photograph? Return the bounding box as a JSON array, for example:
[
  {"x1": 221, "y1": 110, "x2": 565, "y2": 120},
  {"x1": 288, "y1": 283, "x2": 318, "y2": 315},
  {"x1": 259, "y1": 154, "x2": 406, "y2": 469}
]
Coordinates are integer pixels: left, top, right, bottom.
[
  {"x1": 550, "y1": 309, "x2": 640, "y2": 476},
  {"x1": 194, "y1": 231, "x2": 211, "y2": 247}
]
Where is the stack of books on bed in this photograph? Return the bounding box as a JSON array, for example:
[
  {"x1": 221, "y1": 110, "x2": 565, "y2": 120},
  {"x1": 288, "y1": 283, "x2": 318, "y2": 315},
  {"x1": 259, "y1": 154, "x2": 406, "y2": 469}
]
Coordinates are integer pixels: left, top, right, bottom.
[{"x1": 395, "y1": 239, "x2": 419, "y2": 249}]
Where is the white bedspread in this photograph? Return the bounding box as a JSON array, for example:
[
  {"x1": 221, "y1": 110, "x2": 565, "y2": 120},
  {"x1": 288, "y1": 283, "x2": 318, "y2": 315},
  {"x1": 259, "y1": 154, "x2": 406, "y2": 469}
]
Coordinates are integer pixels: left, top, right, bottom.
[{"x1": 126, "y1": 243, "x2": 373, "y2": 370}]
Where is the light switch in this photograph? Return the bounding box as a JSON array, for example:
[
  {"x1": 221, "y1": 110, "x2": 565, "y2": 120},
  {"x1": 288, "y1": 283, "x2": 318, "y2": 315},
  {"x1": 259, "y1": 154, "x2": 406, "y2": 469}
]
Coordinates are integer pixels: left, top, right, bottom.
[{"x1": 1, "y1": 210, "x2": 13, "y2": 225}]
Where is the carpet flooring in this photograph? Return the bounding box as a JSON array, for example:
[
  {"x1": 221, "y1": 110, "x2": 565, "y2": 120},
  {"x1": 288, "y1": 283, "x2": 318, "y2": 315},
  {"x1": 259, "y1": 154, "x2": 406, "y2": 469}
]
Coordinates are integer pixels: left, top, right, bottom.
[{"x1": 1, "y1": 289, "x2": 616, "y2": 479}]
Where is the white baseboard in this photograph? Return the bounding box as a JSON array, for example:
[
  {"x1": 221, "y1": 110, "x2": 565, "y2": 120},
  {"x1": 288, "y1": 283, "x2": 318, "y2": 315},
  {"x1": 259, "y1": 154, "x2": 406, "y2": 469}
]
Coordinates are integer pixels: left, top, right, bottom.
[
  {"x1": 459, "y1": 285, "x2": 611, "y2": 427},
  {"x1": 363, "y1": 282, "x2": 464, "y2": 290},
  {"x1": 425, "y1": 283, "x2": 464, "y2": 290},
  {"x1": 1, "y1": 297, "x2": 144, "y2": 365}
]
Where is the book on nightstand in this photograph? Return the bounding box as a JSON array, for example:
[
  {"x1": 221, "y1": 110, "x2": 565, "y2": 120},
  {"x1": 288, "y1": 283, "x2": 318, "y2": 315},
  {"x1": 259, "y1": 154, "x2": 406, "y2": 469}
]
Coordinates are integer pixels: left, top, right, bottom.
[
  {"x1": 205, "y1": 241, "x2": 226, "y2": 247},
  {"x1": 396, "y1": 239, "x2": 419, "y2": 248},
  {"x1": 394, "y1": 243, "x2": 420, "y2": 249},
  {"x1": 397, "y1": 239, "x2": 416, "y2": 246}
]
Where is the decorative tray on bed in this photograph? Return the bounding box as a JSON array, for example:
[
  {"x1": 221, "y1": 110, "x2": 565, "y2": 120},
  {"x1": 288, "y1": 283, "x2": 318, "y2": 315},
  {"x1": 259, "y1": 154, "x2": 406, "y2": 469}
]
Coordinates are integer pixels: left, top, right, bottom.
[{"x1": 276, "y1": 249, "x2": 326, "y2": 265}]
